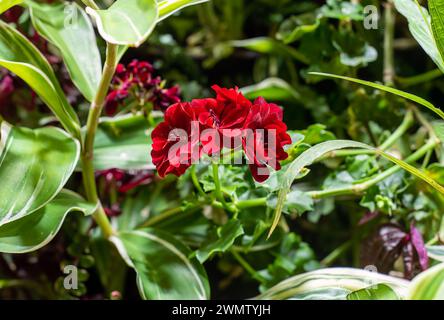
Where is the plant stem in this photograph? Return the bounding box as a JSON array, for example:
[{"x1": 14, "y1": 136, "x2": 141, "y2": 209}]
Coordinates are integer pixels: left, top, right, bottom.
[
  {"x1": 212, "y1": 163, "x2": 226, "y2": 205},
  {"x1": 396, "y1": 69, "x2": 443, "y2": 88},
  {"x1": 320, "y1": 109, "x2": 414, "y2": 160},
  {"x1": 231, "y1": 251, "x2": 266, "y2": 282},
  {"x1": 191, "y1": 165, "x2": 206, "y2": 197},
  {"x1": 383, "y1": 0, "x2": 395, "y2": 86},
  {"x1": 309, "y1": 139, "x2": 439, "y2": 199},
  {"x1": 81, "y1": 43, "x2": 118, "y2": 239},
  {"x1": 321, "y1": 241, "x2": 352, "y2": 266},
  {"x1": 237, "y1": 197, "x2": 267, "y2": 209}
]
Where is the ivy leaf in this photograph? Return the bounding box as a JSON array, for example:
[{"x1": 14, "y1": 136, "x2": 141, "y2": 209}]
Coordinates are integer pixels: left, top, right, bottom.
[
  {"x1": 113, "y1": 228, "x2": 210, "y2": 300},
  {"x1": 0, "y1": 21, "x2": 80, "y2": 135},
  {"x1": 0, "y1": 190, "x2": 96, "y2": 254},
  {"x1": 0, "y1": 122, "x2": 80, "y2": 226},
  {"x1": 394, "y1": 0, "x2": 444, "y2": 73},
  {"x1": 267, "y1": 190, "x2": 314, "y2": 215},
  {"x1": 196, "y1": 220, "x2": 244, "y2": 263},
  {"x1": 29, "y1": 2, "x2": 102, "y2": 102},
  {"x1": 92, "y1": 115, "x2": 153, "y2": 171},
  {"x1": 86, "y1": 0, "x2": 158, "y2": 47}
]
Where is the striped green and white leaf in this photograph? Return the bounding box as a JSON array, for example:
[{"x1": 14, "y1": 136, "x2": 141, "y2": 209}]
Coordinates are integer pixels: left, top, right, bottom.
[
  {"x1": 29, "y1": 1, "x2": 102, "y2": 102},
  {"x1": 0, "y1": 21, "x2": 80, "y2": 136},
  {"x1": 86, "y1": 0, "x2": 158, "y2": 47},
  {"x1": 0, "y1": 122, "x2": 80, "y2": 226},
  {"x1": 426, "y1": 0, "x2": 444, "y2": 72},
  {"x1": 426, "y1": 245, "x2": 444, "y2": 262},
  {"x1": 0, "y1": 0, "x2": 22, "y2": 14},
  {"x1": 346, "y1": 284, "x2": 401, "y2": 300},
  {"x1": 92, "y1": 115, "x2": 153, "y2": 171},
  {"x1": 158, "y1": 0, "x2": 208, "y2": 22},
  {"x1": 112, "y1": 228, "x2": 210, "y2": 300},
  {"x1": 409, "y1": 263, "x2": 444, "y2": 299},
  {"x1": 0, "y1": 190, "x2": 96, "y2": 254},
  {"x1": 270, "y1": 140, "x2": 444, "y2": 237},
  {"x1": 393, "y1": 0, "x2": 444, "y2": 73},
  {"x1": 310, "y1": 72, "x2": 444, "y2": 120},
  {"x1": 256, "y1": 268, "x2": 409, "y2": 300}
]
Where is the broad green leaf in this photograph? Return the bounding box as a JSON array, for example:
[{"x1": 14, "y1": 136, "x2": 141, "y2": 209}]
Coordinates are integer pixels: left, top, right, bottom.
[
  {"x1": 256, "y1": 268, "x2": 409, "y2": 300},
  {"x1": 0, "y1": 190, "x2": 95, "y2": 254},
  {"x1": 426, "y1": 245, "x2": 444, "y2": 262},
  {"x1": 0, "y1": 122, "x2": 80, "y2": 226},
  {"x1": 241, "y1": 78, "x2": 301, "y2": 102},
  {"x1": 29, "y1": 2, "x2": 102, "y2": 102},
  {"x1": 270, "y1": 140, "x2": 444, "y2": 237},
  {"x1": 86, "y1": 0, "x2": 158, "y2": 47},
  {"x1": 92, "y1": 115, "x2": 153, "y2": 171},
  {"x1": 158, "y1": 0, "x2": 208, "y2": 22},
  {"x1": 231, "y1": 37, "x2": 309, "y2": 64},
  {"x1": 113, "y1": 228, "x2": 210, "y2": 300},
  {"x1": 430, "y1": 0, "x2": 444, "y2": 68},
  {"x1": 0, "y1": 21, "x2": 80, "y2": 136},
  {"x1": 0, "y1": 0, "x2": 22, "y2": 14},
  {"x1": 347, "y1": 284, "x2": 400, "y2": 300},
  {"x1": 409, "y1": 263, "x2": 444, "y2": 299},
  {"x1": 394, "y1": 0, "x2": 444, "y2": 72},
  {"x1": 196, "y1": 220, "x2": 244, "y2": 263},
  {"x1": 310, "y1": 72, "x2": 444, "y2": 120}
]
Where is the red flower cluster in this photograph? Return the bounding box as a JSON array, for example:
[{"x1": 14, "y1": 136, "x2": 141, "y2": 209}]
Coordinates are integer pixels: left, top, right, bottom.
[
  {"x1": 105, "y1": 60, "x2": 180, "y2": 115},
  {"x1": 151, "y1": 86, "x2": 292, "y2": 182}
]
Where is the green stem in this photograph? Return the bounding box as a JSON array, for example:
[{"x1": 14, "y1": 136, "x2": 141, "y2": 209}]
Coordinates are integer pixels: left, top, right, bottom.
[
  {"x1": 321, "y1": 241, "x2": 352, "y2": 266},
  {"x1": 237, "y1": 197, "x2": 267, "y2": 209},
  {"x1": 81, "y1": 43, "x2": 118, "y2": 239},
  {"x1": 231, "y1": 251, "x2": 266, "y2": 282},
  {"x1": 320, "y1": 109, "x2": 414, "y2": 160},
  {"x1": 212, "y1": 163, "x2": 226, "y2": 206},
  {"x1": 383, "y1": 0, "x2": 395, "y2": 86},
  {"x1": 396, "y1": 69, "x2": 443, "y2": 88},
  {"x1": 191, "y1": 165, "x2": 206, "y2": 197},
  {"x1": 309, "y1": 139, "x2": 439, "y2": 199}
]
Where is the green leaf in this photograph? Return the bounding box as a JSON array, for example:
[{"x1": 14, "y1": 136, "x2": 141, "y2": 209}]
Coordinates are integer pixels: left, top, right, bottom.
[
  {"x1": 426, "y1": 245, "x2": 444, "y2": 262},
  {"x1": 393, "y1": 0, "x2": 444, "y2": 72},
  {"x1": 277, "y1": 13, "x2": 320, "y2": 44},
  {"x1": 240, "y1": 78, "x2": 301, "y2": 102},
  {"x1": 310, "y1": 72, "x2": 444, "y2": 120},
  {"x1": 270, "y1": 140, "x2": 444, "y2": 237},
  {"x1": 347, "y1": 284, "x2": 401, "y2": 300},
  {"x1": 86, "y1": 0, "x2": 158, "y2": 47},
  {"x1": 0, "y1": 190, "x2": 96, "y2": 253},
  {"x1": 430, "y1": 0, "x2": 444, "y2": 68},
  {"x1": 113, "y1": 228, "x2": 210, "y2": 300},
  {"x1": 0, "y1": 0, "x2": 22, "y2": 14},
  {"x1": 0, "y1": 21, "x2": 80, "y2": 135},
  {"x1": 231, "y1": 37, "x2": 309, "y2": 64},
  {"x1": 409, "y1": 263, "x2": 444, "y2": 299},
  {"x1": 256, "y1": 268, "x2": 409, "y2": 300},
  {"x1": 196, "y1": 220, "x2": 244, "y2": 263},
  {"x1": 92, "y1": 115, "x2": 153, "y2": 171},
  {"x1": 29, "y1": 2, "x2": 102, "y2": 102},
  {"x1": 0, "y1": 122, "x2": 80, "y2": 226},
  {"x1": 158, "y1": 0, "x2": 208, "y2": 22}
]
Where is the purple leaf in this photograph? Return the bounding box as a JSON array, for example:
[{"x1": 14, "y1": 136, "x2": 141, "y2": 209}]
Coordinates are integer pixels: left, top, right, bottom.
[{"x1": 410, "y1": 224, "x2": 429, "y2": 271}]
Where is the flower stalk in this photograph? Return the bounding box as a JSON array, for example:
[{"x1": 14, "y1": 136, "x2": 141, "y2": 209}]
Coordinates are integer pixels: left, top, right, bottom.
[{"x1": 81, "y1": 43, "x2": 118, "y2": 239}]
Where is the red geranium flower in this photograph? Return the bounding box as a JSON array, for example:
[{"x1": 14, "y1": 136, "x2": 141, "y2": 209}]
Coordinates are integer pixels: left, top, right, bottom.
[
  {"x1": 242, "y1": 97, "x2": 291, "y2": 182},
  {"x1": 151, "y1": 102, "x2": 202, "y2": 177},
  {"x1": 150, "y1": 86, "x2": 292, "y2": 183}
]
